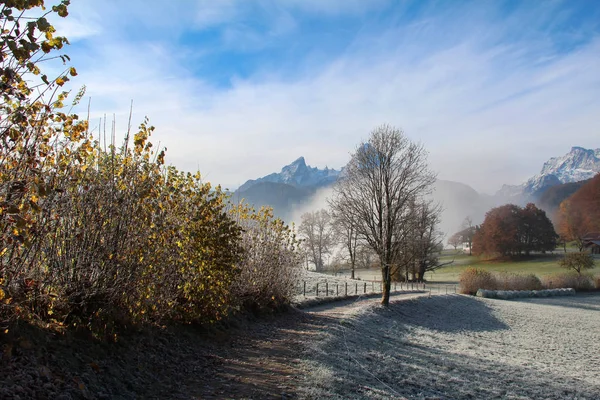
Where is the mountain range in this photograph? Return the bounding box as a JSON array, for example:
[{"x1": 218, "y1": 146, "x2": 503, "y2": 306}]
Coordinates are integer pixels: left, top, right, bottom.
[
  {"x1": 238, "y1": 157, "x2": 340, "y2": 192},
  {"x1": 497, "y1": 147, "x2": 600, "y2": 199},
  {"x1": 235, "y1": 146, "x2": 599, "y2": 235}
]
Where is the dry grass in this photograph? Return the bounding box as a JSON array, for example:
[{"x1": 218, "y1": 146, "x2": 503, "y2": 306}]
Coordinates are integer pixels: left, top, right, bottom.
[
  {"x1": 495, "y1": 272, "x2": 543, "y2": 291},
  {"x1": 459, "y1": 268, "x2": 496, "y2": 294},
  {"x1": 459, "y1": 268, "x2": 597, "y2": 295},
  {"x1": 541, "y1": 273, "x2": 595, "y2": 291}
]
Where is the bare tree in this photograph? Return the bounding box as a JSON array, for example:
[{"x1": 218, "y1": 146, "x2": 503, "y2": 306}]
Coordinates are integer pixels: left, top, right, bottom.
[
  {"x1": 461, "y1": 216, "x2": 475, "y2": 256},
  {"x1": 411, "y1": 201, "x2": 447, "y2": 281},
  {"x1": 356, "y1": 244, "x2": 376, "y2": 270},
  {"x1": 331, "y1": 201, "x2": 360, "y2": 279},
  {"x1": 391, "y1": 199, "x2": 446, "y2": 282},
  {"x1": 447, "y1": 232, "x2": 462, "y2": 251},
  {"x1": 298, "y1": 209, "x2": 334, "y2": 271},
  {"x1": 329, "y1": 125, "x2": 436, "y2": 305}
]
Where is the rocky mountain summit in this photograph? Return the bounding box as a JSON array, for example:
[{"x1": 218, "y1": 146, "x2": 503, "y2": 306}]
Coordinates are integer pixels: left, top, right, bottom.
[
  {"x1": 237, "y1": 157, "x2": 341, "y2": 192},
  {"x1": 498, "y1": 146, "x2": 600, "y2": 199},
  {"x1": 234, "y1": 157, "x2": 342, "y2": 221}
]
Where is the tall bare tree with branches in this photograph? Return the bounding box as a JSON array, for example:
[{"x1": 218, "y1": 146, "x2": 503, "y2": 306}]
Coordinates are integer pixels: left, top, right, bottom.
[
  {"x1": 331, "y1": 203, "x2": 360, "y2": 279},
  {"x1": 410, "y1": 201, "x2": 447, "y2": 281},
  {"x1": 329, "y1": 125, "x2": 436, "y2": 305},
  {"x1": 298, "y1": 209, "x2": 334, "y2": 271}
]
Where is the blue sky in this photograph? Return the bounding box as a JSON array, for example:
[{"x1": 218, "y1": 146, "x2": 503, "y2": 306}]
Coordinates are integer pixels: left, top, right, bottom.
[{"x1": 51, "y1": 0, "x2": 600, "y2": 193}]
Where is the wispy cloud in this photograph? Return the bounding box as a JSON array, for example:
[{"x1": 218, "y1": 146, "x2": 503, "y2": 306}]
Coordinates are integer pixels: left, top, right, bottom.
[{"x1": 56, "y1": 0, "x2": 600, "y2": 193}]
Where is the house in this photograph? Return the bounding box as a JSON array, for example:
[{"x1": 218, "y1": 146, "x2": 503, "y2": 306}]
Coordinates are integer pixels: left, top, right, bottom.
[{"x1": 582, "y1": 233, "x2": 600, "y2": 255}]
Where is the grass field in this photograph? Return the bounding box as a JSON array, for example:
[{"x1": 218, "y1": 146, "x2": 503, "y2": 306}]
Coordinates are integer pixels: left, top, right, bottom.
[
  {"x1": 320, "y1": 249, "x2": 600, "y2": 284},
  {"x1": 428, "y1": 250, "x2": 599, "y2": 283}
]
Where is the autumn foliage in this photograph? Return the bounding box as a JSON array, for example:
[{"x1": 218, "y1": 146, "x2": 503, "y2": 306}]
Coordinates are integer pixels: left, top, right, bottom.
[
  {"x1": 556, "y1": 173, "x2": 600, "y2": 250},
  {"x1": 0, "y1": 1, "x2": 300, "y2": 334},
  {"x1": 472, "y1": 203, "x2": 557, "y2": 257},
  {"x1": 231, "y1": 205, "x2": 301, "y2": 313}
]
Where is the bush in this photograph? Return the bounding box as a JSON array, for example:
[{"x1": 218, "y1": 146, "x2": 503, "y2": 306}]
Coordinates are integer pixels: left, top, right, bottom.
[
  {"x1": 459, "y1": 268, "x2": 496, "y2": 295},
  {"x1": 2, "y1": 130, "x2": 245, "y2": 330},
  {"x1": 0, "y1": 2, "x2": 247, "y2": 332},
  {"x1": 230, "y1": 205, "x2": 301, "y2": 313},
  {"x1": 477, "y1": 288, "x2": 576, "y2": 299},
  {"x1": 460, "y1": 270, "x2": 543, "y2": 296},
  {"x1": 0, "y1": 1, "x2": 303, "y2": 335},
  {"x1": 495, "y1": 272, "x2": 543, "y2": 291},
  {"x1": 558, "y1": 252, "x2": 595, "y2": 275},
  {"x1": 541, "y1": 273, "x2": 595, "y2": 291}
]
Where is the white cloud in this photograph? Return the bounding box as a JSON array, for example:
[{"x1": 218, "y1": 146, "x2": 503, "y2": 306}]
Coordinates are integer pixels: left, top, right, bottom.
[{"x1": 58, "y1": 2, "x2": 600, "y2": 194}]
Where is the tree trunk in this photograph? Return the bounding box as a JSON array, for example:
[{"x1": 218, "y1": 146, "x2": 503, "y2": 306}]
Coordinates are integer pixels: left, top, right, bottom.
[
  {"x1": 381, "y1": 264, "x2": 391, "y2": 306},
  {"x1": 351, "y1": 263, "x2": 355, "y2": 279}
]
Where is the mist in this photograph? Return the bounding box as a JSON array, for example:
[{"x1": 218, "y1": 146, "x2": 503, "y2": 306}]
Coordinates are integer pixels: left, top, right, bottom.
[
  {"x1": 287, "y1": 187, "x2": 334, "y2": 227},
  {"x1": 283, "y1": 178, "x2": 517, "y2": 242}
]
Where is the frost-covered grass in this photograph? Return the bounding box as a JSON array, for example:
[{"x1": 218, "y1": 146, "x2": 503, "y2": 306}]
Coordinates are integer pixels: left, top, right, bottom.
[
  {"x1": 294, "y1": 270, "x2": 424, "y2": 305},
  {"x1": 297, "y1": 293, "x2": 600, "y2": 399}
]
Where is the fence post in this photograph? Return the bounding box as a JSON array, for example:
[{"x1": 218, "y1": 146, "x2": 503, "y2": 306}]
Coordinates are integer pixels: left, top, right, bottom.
[
  {"x1": 446, "y1": 285, "x2": 448, "y2": 295},
  {"x1": 372, "y1": 282, "x2": 374, "y2": 292},
  {"x1": 336, "y1": 283, "x2": 339, "y2": 296},
  {"x1": 355, "y1": 282, "x2": 358, "y2": 295},
  {"x1": 316, "y1": 282, "x2": 319, "y2": 297},
  {"x1": 411, "y1": 282, "x2": 414, "y2": 291},
  {"x1": 345, "y1": 282, "x2": 348, "y2": 296},
  {"x1": 326, "y1": 282, "x2": 329, "y2": 297},
  {"x1": 303, "y1": 281, "x2": 306, "y2": 297},
  {"x1": 364, "y1": 282, "x2": 367, "y2": 293}
]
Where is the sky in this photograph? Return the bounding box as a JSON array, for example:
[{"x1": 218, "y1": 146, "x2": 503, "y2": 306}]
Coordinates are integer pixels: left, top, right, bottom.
[{"x1": 48, "y1": 0, "x2": 600, "y2": 194}]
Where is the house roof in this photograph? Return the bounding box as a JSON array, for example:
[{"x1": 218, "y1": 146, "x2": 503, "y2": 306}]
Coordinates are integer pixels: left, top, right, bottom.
[
  {"x1": 584, "y1": 240, "x2": 600, "y2": 247},
  {"x1": 582, "y1": 232, "x2": 600, "y2": 240}
]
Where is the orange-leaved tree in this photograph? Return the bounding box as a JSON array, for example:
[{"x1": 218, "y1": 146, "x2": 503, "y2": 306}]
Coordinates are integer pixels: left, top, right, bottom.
[{"x1": 556, "y1": 173, "x2": 600, "y2": 251}]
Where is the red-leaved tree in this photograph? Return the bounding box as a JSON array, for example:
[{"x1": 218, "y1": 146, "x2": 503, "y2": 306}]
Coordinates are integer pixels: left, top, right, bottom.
[
  {"x1": 556, "y1": 173, "x2": 600, "y2": 250},
  {"x1": 473, "y1": 203, "x2": 557, "y2": 257}
]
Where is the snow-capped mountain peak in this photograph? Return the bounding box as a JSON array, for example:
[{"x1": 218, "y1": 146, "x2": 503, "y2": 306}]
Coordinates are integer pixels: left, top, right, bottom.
[
  {"x1": 237, "y1": 157, "x2": 341, "y2": 192},
  {"x1": 496, "y1": 146, "x2": 600, "y2": 199},
  {"x1": 281, "y1": 157, "x2": 308, "y2": 180},
  {"x1": 529, "y1": 146, "x2": 600, "y2": 192},
  {"x1": 518, "y1": 146, "x2": 600, "y2": 195}
]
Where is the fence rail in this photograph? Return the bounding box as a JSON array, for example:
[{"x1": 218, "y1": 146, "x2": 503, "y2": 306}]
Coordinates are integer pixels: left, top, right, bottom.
[{"x1": 298, "y1": 280, "x2": 458, "y2": 297}]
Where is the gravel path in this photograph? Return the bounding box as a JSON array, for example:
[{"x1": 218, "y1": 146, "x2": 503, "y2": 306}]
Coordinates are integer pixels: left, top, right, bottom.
[{"x1": 298, "y1": 293, "x2": 600, "y2": 399}]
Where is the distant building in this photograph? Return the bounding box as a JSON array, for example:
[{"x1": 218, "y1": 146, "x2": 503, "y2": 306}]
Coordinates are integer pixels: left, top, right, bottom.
[
  {"x1": 461, "y1": 242, "x2": 471, "y2": 253},
  {"x1": 582, "y1": 233, "x2": 600, "y2": 255}
]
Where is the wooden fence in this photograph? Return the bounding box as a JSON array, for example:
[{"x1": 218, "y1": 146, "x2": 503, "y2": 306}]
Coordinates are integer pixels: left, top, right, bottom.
[{"x1": 298, "y1": 280, "x2": 457, "y2": 297}]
